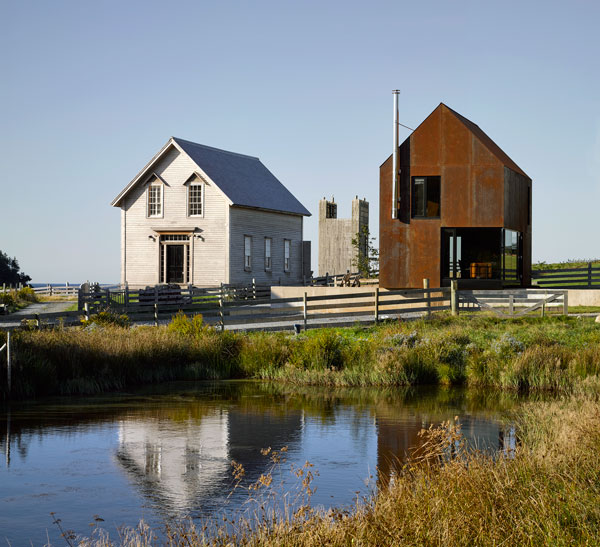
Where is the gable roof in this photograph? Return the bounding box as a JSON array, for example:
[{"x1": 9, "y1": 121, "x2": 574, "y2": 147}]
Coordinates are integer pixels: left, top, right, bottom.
[
  {"x1": 443, "y1": 104, "x2": 529, "y2": 178},
  {"x1": 382, "y1": 103, "x2": 530, "y2": 179},
  {"x1": 112, "y1": 138, "x2": 311, "y2": 216}
]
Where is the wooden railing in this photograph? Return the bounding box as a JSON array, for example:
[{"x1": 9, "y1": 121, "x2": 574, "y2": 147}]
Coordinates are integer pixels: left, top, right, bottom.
[
  {"x1": 459, "y1": 289, "x2": 568, "y2": 317},
  {"x1": 32, "y1": 284, "x2": 79, "y2": 296},
  {"x1": 532, "y1": 263, "x2": 600, "y2": 289},
  {"x1": 74, "y1": 285, "x2": 450, "y2": 330}
]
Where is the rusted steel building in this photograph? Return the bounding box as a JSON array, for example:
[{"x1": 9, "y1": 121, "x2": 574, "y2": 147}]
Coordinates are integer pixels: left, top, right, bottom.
[{"x1": 380, "y1": 103, "x2": 532, "y2": 289}]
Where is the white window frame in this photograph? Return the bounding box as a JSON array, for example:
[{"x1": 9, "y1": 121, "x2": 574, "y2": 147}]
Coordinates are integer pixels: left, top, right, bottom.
[
  {"x1": 264, "y1": 237, "x2": 272, "y2": 271},
  {"x1": 284, "y1": 239, "x2": 291, "y2": 273},
  {"x1": 244, "y1": 235, "x2": 252, "y2": 271},
  {"x1": 186, "y1": 174, "x2": 204, "y2": 218},
  {"x1": 146, "y1": 175, "x2": 164, "y2": 219}
]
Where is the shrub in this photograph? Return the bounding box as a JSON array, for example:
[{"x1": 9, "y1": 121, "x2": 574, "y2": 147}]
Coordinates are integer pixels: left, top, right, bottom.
[
  {"x1": 17, "y1": 286, "x2": 38, "y2": 302},
  {"x1": 167, "y1": 312, "x2": 205, "y2": 337},
  {"x1": 81, "y1": 310, "x2": 131, "y2": 328}
]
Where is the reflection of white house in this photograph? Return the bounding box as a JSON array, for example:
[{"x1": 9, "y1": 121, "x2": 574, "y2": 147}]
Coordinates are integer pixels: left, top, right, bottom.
[
  {"x1": 116, "y1": 409, "x2": 304, "y2": 513},
  {"x1": 111, "y1": 138, "x2": 311, "y2": 288},
  {"x1": 117, "y1": 411, "x2": 230, "y2": 510}
]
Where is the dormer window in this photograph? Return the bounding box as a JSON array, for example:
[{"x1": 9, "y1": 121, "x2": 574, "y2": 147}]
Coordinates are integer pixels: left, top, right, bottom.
[
  {"x1": 146, "y1": 175, "x2": 163, "y2": 218},
  {"x1": 186, "y1": 173, "x2": 204, "y2": 217}
]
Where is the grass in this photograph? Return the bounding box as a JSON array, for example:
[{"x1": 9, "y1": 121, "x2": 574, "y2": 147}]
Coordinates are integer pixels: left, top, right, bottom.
[
  {"x1": 70, "y1": 389, "x2": 600, "y2": 546},
  {"x1": 3, "y1": 312, "x2": 600, "y2": 400}
]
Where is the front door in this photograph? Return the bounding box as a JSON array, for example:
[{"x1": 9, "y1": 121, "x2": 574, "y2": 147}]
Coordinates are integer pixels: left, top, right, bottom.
[{"x1": 166, "y1": 245, "x2": 184, "y2": 283}]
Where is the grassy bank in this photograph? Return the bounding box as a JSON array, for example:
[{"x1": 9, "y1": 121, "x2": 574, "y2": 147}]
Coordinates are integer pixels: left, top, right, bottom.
[
  {"x1": 73, "y1": 390, "x2": 600, "y2": 546},
  {"x1": 2, "y1": 313, "x2": 600, "y2": 399}
]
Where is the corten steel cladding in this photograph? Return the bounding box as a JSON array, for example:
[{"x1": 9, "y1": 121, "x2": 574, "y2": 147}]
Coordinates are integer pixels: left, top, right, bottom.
[{"x1": 379, "y1": 103, "x2": 532, "y2": 289}]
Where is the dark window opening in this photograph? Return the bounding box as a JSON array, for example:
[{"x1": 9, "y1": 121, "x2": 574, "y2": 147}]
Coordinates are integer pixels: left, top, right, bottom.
[
  {"x1": 412, "y1": 176, "x2": 440, "y2": 218},
  {"x1": 441, "y1": 228, "x2": 522, "y2": 286},
  {"x1": 326, "y1": 201, "x2": 337, "y2": 219}
]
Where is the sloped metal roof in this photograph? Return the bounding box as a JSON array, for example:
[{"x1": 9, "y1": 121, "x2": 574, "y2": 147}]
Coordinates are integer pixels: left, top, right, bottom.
[{"x1": 173, "y1": 138, "x2": 311, "y2": 216}]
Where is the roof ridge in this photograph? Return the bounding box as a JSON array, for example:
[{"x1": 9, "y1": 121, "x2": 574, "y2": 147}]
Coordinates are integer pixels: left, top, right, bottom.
[{"x1": 172, "y1": 137, "x2": 260, "y2": 161}]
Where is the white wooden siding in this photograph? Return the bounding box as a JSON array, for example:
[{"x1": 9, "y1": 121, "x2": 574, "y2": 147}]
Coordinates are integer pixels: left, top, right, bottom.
[
  {"x1": 228, "y1": 208, "x2": 303, "y2": 285},
  {"x1": 122, "y1": 146, "x2": 228, "y2": 287}
]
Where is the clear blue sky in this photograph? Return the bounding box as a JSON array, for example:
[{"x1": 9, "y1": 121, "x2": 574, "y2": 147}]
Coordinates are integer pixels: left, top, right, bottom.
[{"x1": 2, "y1": 0, "x2": 599, "y2": 282}]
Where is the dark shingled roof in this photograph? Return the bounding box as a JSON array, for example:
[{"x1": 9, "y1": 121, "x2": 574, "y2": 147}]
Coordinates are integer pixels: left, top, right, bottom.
[{"x1": 173, "y1": 138, "x2": 311, "y2": 216}]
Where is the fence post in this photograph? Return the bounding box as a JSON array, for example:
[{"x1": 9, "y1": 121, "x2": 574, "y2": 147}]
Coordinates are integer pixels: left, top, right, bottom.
[
  {"x1": 374, "y1": 287, "x2": 380, "y2": 323},
  {"x1": 154, "y1": 303, "x2": 159, "y2": 327},
  {"x1": 35, "y1": 314, "x2": 40, "y2": 330},
  {"x1": 125, "y1": 284, "x2": 129, "y2": 312},
  {"x1": 105, "y1": 288, "x2": 111, "y2": 308},
  {"x1": 84, "y1": 302, "x2": 90, "y2": 322},
  {"x1": 423, "y1": 279, "x2": 431, "y2": 318},
  {"x1": 48, "y1": 284, "x2": 52, "y2": 296},
  {"x1": 219, "y1": 283, "x2": 225, "y2": 330},
  {"x1": 588, "y1": 262, "x2": 593, "y2": 288},
  {"x1": 6, "y1": 331, "x2": 11, "y2": 394},
  {"x1": 303, "y1": 292, "x2": 308, "y2": 331},
  {"x1": 508, "y1": 294, "x2": 514, "y2": 316},
  {"x1": 563, "y1": 290, "x2": 569, "y2": 316},
  {"x1": 451, "y1": 280, "x2": 458, "y2": 316},
  {"x1": 252, "y1": 278, "x2": 256, "y2": 299},
  {"x1": 541, "y1": 290, "x2": 546, "y2": 317}
]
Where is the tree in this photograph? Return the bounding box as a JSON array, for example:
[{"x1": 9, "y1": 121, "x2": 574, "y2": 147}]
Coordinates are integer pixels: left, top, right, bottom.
[
  {"x1": 351, "y1": 226, "x2": 379, "y2": 278},
  {"x1": 0, "y1": 250, "x2": 31, "y2": 285}
]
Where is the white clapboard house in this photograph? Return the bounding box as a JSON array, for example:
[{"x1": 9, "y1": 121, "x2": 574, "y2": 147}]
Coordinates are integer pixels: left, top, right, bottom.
[{"x1": 111, "y1": 138, "x2": 311, "y2": 288}]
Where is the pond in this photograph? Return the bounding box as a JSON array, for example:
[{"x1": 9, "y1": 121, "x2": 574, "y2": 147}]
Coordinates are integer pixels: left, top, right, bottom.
[{"x1": 0, "y1": 381, "x2": 531, "y2": 544}]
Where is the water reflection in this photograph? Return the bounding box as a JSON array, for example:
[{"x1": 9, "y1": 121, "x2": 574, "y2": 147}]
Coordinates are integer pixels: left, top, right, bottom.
[{"x1": 0, "y1": 382, "x2": 534, "y2": 543}]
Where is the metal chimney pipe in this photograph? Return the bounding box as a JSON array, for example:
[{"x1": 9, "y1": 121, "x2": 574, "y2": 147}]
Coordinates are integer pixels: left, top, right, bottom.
[{"x1": 392, "y1": 90, "x2": 400, "y2": 219}]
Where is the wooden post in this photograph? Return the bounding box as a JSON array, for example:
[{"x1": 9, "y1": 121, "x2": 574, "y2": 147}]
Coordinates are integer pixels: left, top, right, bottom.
[
  {"x1": 48, "y1": 284, "x2": 53, "y2": 296},
  {"x1": 541, "y1": 291, "x2": 546, "y2": 317},
  {"x1": 35, "y1": 314, "x2": 40, "y2": 330},
  {"x1": 374, "y1": 287, "x2": 380, "y2": 323},
  {"x1": 252, "y1": 278, "x2": 256, "y2": 299},
  {"x1": 84, "y1": 302, "x2": 90, "y2": 322},
  {"x1": 588, "y1": 262, "x2": 593, "y2": 288},
  {"x1": 303, "y1": 292, "x2": 308, "y2": 331},
  {"x1": 154, "y1": 303, "x2": 159, "y2": 327},
  {"x1": 423, "y1": 279, "x2": 431, "y2": 318},
  {"x1": 451, "y1": 280, "x2": 458, "y2": 316},
  {"x1": 563, "y1": 290, "x2": 569, "y2": 316},
  {"x1": 219, "y1": 287, "x2": 225, "y2": 331},
  {"x1": 6, "y1": 331, "x2": 11, "y2": 394},
  {"x1": 125, "y1": 285, "x2": 129, "y2": 312},
  {"x1": 508, "y1": 294, "x2": 514, "y2": 316}
]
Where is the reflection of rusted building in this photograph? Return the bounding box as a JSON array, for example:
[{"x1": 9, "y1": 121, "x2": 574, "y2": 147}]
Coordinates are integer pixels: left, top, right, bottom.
[
  {"x1": 376, "y1": 413, "x2": 506, "y2": 486},
  {"x1": 380, "y1": 103, "x2": 532, "y2": 289}
]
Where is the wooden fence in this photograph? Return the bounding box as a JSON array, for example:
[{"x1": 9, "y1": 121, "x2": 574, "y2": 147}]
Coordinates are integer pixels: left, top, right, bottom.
[
  {"x1": 459, "y1": 289, "x2": 568, "y2": 317},
  {"x1": 75, "y1": 284, "x2": 451, "y2": 330},
  {"x1": 32, "y1": 284, "x2": 79, "y2": 296},
  {"x1": 532, "y1": 263, "x2": 600, "y2": 289}
]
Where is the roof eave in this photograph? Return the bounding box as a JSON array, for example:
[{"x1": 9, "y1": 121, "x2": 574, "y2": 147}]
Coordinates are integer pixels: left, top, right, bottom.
[
  {"x1": 110, "y1": 138, "x2": 176, "y2": 207},
  {"x1": 231, "y1": 203, "x2": 311, "y2": 217}
]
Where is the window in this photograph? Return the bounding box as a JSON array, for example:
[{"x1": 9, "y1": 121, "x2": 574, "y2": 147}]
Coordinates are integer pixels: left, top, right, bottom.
[
  {"x1": 244, "y1": 235, "x2": 252, "y2": 271},
  {"x1": 326, "y1": 201, "x2": 337, "y2": 219},
  {"x1": 412, "y1": 176, "x2": 440, "y2": 218},
  {"x1": 147, "y1": 178, "x2": 163, "y2": 218},
  {"x1": 186, "y1": 174, "x2": 203, "y2": 217},
  {"x1": 284, "y1": 239, "x2": 290, "y2": 272},
  {"x1": 264, "y1": 237, "x2": 272, "y2": 271}
]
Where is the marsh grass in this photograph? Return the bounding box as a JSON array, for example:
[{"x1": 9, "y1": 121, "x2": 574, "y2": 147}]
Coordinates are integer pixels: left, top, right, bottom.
[
  {"x1": 3, "y1": 314, "x2": 600, "y2": 399},
  {"x1": 70, "y1": 392, "x2": 600, "y2": 546}
]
